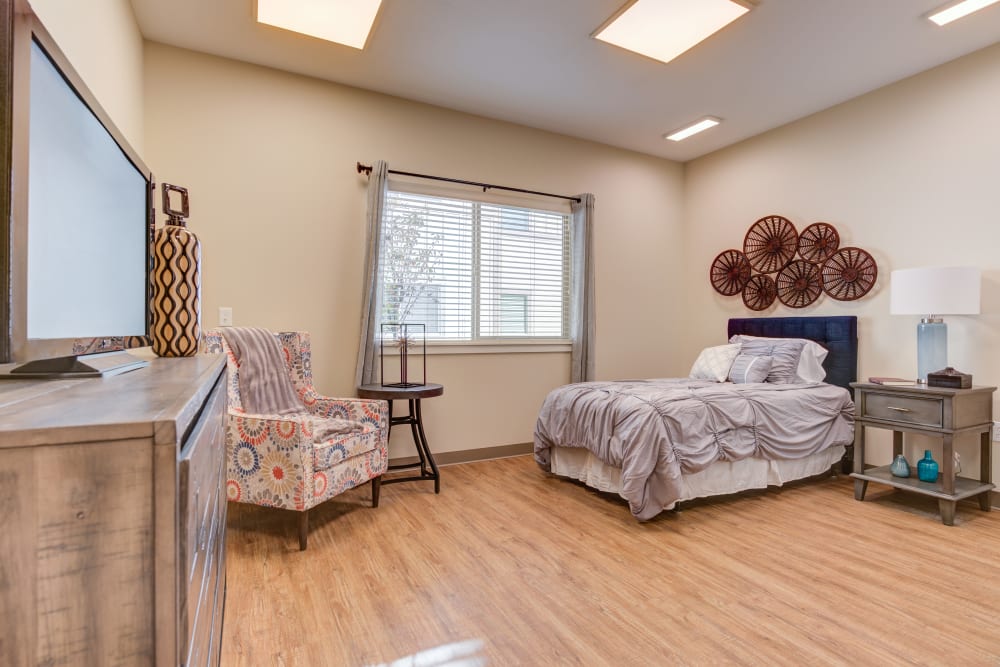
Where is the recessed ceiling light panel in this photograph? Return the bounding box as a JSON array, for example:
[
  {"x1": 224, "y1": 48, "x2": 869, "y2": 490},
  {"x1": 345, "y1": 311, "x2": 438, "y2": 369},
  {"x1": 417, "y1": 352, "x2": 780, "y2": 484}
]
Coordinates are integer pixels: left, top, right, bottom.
[
  {"x1": 594, "y1": 0, "x2": 751, "y2": 65},
  {"x1": 256, "y1": 0, "x2": 382, "y2": 49},
  {"x1": 927, "y1": 0, "x2": 1000, "y2": 26},
  {"x1": 665, "y1": 117, "x2": 721, "y2": 141}
]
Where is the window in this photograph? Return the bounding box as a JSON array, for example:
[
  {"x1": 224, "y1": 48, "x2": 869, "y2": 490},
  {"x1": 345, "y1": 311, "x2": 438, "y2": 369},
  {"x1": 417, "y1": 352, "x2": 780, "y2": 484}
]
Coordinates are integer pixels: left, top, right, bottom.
[{"x1": 378, "y1": 190, "x2": 571, "y2": 342}]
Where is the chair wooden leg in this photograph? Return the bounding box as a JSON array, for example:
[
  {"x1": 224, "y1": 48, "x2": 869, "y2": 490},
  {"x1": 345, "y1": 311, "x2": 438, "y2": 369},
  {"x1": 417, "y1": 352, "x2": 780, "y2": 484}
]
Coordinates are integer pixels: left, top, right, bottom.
[
  {"x1": 372, "y1": 476, "x2": 381, "y2": 508},
  {"x1": 298, "y1": 509, "x2": 309, "y2": 551}
]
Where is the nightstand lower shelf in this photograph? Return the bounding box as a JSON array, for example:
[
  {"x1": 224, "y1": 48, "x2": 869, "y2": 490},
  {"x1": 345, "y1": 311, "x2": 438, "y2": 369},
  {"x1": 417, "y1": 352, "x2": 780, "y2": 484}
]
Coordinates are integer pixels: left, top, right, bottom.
[{"x1": 852, "y1": 465, "x2": 993, "y2": 503}]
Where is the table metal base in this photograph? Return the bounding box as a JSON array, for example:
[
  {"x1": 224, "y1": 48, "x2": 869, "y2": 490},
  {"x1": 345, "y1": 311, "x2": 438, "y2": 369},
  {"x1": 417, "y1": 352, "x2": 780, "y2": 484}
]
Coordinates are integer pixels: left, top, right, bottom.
[{"x1": 382, "y1": 398, "x2": 440, "y2": 493}]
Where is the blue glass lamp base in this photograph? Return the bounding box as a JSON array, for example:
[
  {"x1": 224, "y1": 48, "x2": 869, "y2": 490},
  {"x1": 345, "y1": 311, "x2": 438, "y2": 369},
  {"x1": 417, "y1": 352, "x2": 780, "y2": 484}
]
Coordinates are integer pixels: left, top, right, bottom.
[{"x1": 916, "y1": 319, "x2": 947, "y2": 383}]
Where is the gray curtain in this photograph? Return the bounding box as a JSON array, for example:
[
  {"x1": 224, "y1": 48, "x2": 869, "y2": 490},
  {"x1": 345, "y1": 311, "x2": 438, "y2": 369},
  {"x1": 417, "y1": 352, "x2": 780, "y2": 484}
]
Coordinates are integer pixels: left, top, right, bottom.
[
  {"x1": 355, "y1": 160, "x2": 389, "y2": 387},
  {"x1": 570, "y1": 193, "x2": 595, "y2": 383}
]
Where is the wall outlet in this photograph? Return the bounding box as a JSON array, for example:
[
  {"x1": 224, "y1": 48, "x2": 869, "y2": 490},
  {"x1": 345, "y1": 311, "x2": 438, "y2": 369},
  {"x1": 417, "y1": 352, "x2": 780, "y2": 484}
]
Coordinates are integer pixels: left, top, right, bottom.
[
  {"x1": 218, "y1": 306, "x2": 233, "y2": 327},
  {"x1": 994, "y1": 421, "x2": 1000, "y2": 443}
]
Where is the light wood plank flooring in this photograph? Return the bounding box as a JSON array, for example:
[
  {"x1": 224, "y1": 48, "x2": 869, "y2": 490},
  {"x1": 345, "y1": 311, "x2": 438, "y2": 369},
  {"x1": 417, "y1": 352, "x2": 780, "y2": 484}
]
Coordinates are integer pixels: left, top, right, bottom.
[{"x1": 222, "y1": 455, "x2": 1000, "y2": 666}]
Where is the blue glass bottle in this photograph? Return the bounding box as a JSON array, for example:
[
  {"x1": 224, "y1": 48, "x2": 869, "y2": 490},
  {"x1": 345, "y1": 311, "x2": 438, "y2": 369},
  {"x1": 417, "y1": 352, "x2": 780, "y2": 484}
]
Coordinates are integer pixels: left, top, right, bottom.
[
  {"x1": 917, "y1": 450, "x2": 939, "y2": 483},
  {"x1": 890, "y1": 455, "x2": 910, "y2": 478}
]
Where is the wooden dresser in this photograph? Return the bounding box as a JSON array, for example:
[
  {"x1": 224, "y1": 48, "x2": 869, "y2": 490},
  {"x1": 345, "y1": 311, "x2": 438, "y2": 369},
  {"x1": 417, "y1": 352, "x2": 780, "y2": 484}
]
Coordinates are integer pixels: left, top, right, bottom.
[{"x1": 0, "y1": 352, "x2": 227, "y2": 666}]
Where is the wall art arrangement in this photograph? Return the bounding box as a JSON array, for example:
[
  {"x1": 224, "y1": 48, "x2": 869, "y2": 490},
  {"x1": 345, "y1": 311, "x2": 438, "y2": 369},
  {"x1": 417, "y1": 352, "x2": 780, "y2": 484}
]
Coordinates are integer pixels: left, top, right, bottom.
[{"x1": 710, "y1": 215, "x2": 877, "y2": 311}]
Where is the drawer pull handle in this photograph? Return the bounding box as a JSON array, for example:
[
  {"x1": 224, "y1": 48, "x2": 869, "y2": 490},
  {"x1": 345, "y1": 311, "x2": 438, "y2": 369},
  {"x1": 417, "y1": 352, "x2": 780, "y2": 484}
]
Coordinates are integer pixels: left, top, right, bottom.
[{"x1": 887, "y1": 406, "x2": 912, "y2": 413}]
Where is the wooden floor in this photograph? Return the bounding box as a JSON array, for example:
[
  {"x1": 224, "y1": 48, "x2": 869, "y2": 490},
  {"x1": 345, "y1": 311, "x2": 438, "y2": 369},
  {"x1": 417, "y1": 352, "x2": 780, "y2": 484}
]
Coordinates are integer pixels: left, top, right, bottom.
[{"x1": 221, "y1": 455, "x2": 1000, "y2": 666}]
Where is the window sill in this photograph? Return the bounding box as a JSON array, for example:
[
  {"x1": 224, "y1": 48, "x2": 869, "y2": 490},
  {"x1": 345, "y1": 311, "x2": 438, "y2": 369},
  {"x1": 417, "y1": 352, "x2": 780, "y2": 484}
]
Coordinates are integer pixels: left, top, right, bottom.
[{"x1": 381, "y1": 340, "x2": 571, "y2": 355}]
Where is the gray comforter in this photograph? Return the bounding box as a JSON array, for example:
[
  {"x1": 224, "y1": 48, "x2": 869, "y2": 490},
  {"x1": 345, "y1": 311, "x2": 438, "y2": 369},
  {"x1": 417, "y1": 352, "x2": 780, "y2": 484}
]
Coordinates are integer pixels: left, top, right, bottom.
[{"x1": 534, "y1": 379, "x2": 855, "y2": 520}]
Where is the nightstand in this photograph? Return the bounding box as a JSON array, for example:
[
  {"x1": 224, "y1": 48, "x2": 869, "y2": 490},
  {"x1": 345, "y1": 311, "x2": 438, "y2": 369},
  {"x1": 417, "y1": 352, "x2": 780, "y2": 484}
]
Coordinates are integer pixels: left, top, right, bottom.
[{"x1": 850, "y1": 382, "x2": 996, "y2": 525}]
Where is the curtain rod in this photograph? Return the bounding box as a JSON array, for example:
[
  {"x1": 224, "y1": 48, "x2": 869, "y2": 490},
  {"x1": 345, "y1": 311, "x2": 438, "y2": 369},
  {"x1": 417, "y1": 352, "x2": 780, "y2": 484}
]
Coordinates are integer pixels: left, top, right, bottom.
[{"x1": 356, "y1": 162, "x2": 581, "y2": 204}]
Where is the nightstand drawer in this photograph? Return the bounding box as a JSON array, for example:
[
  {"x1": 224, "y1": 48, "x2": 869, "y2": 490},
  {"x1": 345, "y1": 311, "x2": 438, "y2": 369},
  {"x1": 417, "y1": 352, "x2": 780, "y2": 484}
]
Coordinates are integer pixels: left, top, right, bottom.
[{"x1": 863, "y1": 392, "x2": 943, "y2": 427}]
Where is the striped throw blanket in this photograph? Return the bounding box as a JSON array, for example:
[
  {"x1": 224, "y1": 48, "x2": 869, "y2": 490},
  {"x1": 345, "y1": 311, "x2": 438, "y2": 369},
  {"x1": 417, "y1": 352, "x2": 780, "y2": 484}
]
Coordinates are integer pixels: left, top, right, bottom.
[
  {"x1": 222, "y1": 327, "x2": 303, "y2": 415},
  {"x1": 221, "y1": 327, "x2": 363, "y2": 440}
]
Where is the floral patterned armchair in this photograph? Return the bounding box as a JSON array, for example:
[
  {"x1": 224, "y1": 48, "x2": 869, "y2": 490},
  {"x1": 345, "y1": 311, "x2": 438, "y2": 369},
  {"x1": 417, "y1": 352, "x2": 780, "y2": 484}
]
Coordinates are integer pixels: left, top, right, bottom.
[{"x1": 203, "y1": 330, "x2": 388, "y2": 550}]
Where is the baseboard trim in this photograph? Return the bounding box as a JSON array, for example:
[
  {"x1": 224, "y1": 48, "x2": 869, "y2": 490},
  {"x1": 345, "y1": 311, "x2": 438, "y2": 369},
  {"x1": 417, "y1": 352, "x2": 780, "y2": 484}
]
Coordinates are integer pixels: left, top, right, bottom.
[{"x1": 389, "y1": 442, "x2": 533, "y2": 468}]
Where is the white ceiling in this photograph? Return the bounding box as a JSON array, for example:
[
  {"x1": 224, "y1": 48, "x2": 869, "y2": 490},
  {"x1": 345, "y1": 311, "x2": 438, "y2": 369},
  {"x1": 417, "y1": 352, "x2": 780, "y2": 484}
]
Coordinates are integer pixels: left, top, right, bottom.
[{"x1": 129, "y1": 0, "x2": 1000, "y2": 162}]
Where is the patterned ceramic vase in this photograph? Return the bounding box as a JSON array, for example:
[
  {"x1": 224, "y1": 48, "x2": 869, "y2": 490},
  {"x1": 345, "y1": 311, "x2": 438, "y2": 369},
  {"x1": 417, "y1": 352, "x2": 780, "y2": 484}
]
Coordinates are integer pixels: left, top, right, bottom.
[
  {"x1": 917, "y1": 450, "x2": 939, "y2": 483},
  {"x1": 890, "y1": 454, "x2": 910, "y2": 478},
  {"x1": 150, "y1": 184, "x2": 201, "y2": 357}
]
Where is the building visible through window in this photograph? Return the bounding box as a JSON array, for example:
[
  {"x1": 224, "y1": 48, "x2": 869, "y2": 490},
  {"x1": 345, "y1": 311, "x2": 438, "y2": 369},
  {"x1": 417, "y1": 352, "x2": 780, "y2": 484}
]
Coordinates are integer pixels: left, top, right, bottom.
[{"x1": 499, "y1": 293, "x2": 528, "y2": 335}]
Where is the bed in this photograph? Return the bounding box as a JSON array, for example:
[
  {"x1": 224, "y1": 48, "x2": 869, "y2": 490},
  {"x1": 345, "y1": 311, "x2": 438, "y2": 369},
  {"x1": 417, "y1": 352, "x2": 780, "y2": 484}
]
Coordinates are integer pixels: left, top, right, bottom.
[{"x1": 533, "y1": 316, "x2": 857, "y2": 520}]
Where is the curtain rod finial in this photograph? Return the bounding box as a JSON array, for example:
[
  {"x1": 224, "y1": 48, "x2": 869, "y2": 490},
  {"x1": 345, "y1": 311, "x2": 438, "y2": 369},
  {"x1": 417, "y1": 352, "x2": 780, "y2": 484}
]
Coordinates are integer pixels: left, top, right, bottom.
[{"x1": 357, "y1": 162, "x2": 372, "y2": 176}]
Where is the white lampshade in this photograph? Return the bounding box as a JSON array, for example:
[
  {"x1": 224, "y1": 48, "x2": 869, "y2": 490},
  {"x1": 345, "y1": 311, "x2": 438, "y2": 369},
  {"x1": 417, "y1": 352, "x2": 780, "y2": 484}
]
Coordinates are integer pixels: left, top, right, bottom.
[{"x1": 889, "y1": 267, "x2": 981, "y2": 316}]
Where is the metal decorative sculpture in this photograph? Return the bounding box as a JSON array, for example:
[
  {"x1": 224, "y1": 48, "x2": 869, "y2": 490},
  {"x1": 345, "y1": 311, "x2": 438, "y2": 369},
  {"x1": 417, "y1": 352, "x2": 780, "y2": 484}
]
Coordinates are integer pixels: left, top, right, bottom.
[
  {"x1": 776, "y1": 259, "x2": 823, "y2": 308},
  {"x1": 710, "y1": 216, "x2": 877, "y2": 310},
  {"x1": 797, "y1": 222, "x2": 840, "y2": 263},
  {"x1": 380, "y1": 323, "x2": 426, "y2": 388},
  {"x1": 743, "y1": 215, "x2": 798, "y2": 274},
  {"x1": 821, "y1": 247, "x2": 878, "y2": 301},
  {"x1": 710, "y1": 249, "x2": 752, "y2": 296},
  {"x1": 741, "y1": 274, "x2": 777, "y2": 311}
]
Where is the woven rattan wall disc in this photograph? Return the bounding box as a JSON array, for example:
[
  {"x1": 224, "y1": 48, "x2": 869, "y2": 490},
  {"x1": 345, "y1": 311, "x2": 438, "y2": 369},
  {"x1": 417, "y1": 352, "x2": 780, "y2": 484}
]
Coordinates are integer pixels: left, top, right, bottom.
[
  {"x1": 741, "y1": 274, "x2": 776, "y2": 311},
  {"x1": 821, "y1": 246, "x2": 878, "y2": 301},
  {"x1": 797, "y1": 222, "x2": 840, "y2": 263},
  {"x1": 776, "y1": 259, "x2": 822, "y2": 308},
  {"x1": 710, "y1": 249, "x2": 752, "y2": 296},
  {"x1": 743, "y1": 215, "x2": 798, "y2": 274}
]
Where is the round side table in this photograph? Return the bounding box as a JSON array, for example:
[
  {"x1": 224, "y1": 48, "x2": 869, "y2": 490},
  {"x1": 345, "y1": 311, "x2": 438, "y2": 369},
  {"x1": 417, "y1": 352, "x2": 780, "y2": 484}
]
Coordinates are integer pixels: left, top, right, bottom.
[{"x1": 357, "y1": 383, "x2": 443, "y2": 493}]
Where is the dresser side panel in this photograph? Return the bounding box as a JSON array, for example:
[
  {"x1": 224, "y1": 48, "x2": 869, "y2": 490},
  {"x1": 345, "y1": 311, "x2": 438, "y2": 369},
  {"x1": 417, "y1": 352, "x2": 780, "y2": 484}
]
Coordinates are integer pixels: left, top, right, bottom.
[
  {"x1": 0, "y1": 447, "x2": 37, "y2": 666},
  {"x1": 34, "y1": 438, "x2": 155, "y2": 666}
]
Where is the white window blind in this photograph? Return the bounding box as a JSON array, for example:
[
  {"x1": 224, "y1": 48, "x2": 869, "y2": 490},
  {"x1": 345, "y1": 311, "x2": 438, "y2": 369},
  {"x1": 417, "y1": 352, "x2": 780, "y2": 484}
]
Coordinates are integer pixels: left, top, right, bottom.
[{"x1": 379, "y1": 190, "x2": 571, "y2": 341}]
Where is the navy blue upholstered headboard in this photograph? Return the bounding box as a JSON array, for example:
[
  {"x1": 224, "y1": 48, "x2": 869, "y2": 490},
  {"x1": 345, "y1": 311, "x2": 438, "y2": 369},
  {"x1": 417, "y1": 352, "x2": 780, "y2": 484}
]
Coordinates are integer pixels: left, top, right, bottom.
[{"x1": 727, "y1": 316, "x2": 858, "y2": 392}]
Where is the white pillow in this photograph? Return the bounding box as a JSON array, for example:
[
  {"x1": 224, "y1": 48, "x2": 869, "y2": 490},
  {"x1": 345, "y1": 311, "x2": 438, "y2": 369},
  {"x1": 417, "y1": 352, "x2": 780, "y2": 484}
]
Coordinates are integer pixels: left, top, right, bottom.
[
  {"x1": 689, "y1": 344, "x2": 741, "y2": 382},
  {"x1": 728, "y1": 335, "x2": 828, "y2": 383}
]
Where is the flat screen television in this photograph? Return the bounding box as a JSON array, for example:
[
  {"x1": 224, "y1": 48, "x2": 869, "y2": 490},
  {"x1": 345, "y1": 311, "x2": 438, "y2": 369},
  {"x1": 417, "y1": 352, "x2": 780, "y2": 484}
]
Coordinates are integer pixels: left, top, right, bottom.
[{"x1": 4, "y1": 5, "x2": 154, "y2": 377}]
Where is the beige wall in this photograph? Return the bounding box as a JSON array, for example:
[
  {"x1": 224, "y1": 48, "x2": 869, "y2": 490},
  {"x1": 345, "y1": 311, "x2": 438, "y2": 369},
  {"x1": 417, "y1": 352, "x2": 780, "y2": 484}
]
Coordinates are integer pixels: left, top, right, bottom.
[
  {"x1": 28, "y1": 0, "x2": 144, "y2": 152},
  {"x1": 142, "y1": 43, "x2": 686, "y2": 458},
  {"x1": 34, "y1": 4, "x2": 1000, "y2": 473},
  {"x1": 683, "y1": 42, "x2": 1000, "y2": 477}
]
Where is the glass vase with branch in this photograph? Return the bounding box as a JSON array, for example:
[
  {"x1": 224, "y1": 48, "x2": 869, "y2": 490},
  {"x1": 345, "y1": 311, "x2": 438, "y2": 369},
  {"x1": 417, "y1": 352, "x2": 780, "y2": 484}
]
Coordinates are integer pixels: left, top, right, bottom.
[{"x1": 380, "y1": 207, "x2": 442, "y2": 385}]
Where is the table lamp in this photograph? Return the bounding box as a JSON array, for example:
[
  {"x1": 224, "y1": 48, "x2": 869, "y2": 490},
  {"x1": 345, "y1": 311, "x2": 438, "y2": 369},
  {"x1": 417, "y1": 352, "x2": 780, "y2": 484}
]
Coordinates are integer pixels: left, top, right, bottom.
[{"x1": 889, "y1": 266, "x2": 981, "y2": 382}]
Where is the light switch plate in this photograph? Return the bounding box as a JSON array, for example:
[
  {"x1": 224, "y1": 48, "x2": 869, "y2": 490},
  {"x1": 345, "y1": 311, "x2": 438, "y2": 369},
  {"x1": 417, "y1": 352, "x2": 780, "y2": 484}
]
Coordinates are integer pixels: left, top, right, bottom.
[{"x1": 219, "y1": 307, "x2": 233, "y2": 327}]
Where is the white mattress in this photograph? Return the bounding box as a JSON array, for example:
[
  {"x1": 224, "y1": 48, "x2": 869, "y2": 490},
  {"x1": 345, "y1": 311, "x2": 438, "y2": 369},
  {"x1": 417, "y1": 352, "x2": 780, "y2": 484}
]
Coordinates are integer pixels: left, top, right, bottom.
[{"x1": 550, "y1": 444, "x2": 846, "y2": 512}]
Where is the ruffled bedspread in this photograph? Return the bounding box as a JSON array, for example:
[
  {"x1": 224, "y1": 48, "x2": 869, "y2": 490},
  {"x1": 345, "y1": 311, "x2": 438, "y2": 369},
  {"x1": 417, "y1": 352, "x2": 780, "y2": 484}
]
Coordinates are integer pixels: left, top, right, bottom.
[{"x1": 534, "y1": 379, "x2": 855, "y2": 520}]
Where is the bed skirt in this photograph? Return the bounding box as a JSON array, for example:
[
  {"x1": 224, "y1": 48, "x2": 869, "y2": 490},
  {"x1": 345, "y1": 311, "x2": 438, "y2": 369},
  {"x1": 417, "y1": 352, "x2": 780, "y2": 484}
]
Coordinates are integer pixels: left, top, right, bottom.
[{"x1": 549, "y1": 444, "x2": 846, "y2": 512}]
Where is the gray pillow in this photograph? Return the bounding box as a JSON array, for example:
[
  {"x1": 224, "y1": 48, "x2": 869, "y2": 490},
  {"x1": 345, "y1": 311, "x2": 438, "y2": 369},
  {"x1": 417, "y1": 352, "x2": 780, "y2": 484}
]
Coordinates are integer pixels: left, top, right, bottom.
[
  {"x1": 736, "y1": 339, "x2": 806, "y2": 384},
  {"x1": 728, "y1": 354, "x2": 773, "y2": 384}
]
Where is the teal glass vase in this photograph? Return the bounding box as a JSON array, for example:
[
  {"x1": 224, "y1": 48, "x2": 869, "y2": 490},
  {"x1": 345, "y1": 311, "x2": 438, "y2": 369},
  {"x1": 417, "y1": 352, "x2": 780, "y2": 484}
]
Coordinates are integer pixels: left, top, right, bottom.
[
  {"x1": 917, "y1": 450, "x2": 939, "y2": 483},
  {"x1": 890, "y1": 455, "x2": 910, "y2": 478}
]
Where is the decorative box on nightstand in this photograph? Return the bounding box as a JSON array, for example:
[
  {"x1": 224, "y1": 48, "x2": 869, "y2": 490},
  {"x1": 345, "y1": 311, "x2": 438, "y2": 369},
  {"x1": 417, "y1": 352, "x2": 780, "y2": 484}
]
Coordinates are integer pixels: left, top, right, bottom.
[
  {"x1": 850, "y1": 382, "x2": 996, "y2": 525},
  {"x1": 926, "y1": 366, "x2": 973, "y2": 389}
]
